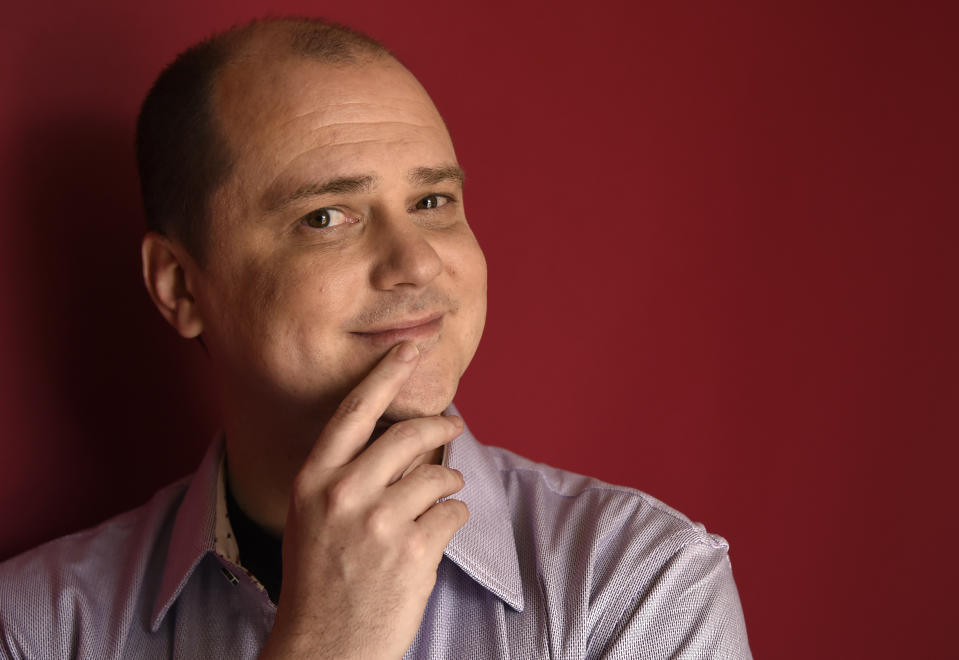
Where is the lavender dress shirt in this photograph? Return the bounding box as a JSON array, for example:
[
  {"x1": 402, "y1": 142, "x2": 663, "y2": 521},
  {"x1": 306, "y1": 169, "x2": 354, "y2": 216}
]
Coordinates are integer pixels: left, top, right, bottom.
[{"x1": 0, "y1": 418, "x2": 751, "y2": 658}]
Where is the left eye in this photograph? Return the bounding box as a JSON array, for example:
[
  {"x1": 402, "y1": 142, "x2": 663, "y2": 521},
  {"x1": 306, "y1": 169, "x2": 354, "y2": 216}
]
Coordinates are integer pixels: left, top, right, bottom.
[
  {"x1": 415, "y1": 194, "x2": 449, "y2": 210},
  {"x1": 301, "y1": 207, "x2": 350, "y2": 229}
]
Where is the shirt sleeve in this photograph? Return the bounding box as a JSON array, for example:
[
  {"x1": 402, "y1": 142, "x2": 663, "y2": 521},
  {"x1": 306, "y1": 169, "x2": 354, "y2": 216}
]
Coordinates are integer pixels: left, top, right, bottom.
[{"x1": 595, "y1": 540, "x2": 752, "y2": 659}]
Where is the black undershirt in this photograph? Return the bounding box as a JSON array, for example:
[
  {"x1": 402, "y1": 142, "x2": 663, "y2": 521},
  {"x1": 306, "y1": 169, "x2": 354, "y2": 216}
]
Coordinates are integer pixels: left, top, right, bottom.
[{"x1": 225, "y1": 483, "x2": 283, "y2": 604}]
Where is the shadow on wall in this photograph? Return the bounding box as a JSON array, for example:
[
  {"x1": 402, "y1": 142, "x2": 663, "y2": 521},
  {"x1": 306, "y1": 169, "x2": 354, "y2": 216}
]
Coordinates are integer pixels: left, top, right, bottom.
[{"x1": 1, "y1": 117, "x2": 217, "y2": 560}]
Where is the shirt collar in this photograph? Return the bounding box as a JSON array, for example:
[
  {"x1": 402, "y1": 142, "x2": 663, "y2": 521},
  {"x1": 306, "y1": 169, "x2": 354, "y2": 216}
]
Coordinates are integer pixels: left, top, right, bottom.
[
  {"x1": 151, "y1": 434, "x2": 231, "y2": 631},
  {"x1": 151, "y1": 406, "x2": 525, "y2": 629},
  {"x1": 443, "y1": 405, "x2": 525, "y2": 612}
]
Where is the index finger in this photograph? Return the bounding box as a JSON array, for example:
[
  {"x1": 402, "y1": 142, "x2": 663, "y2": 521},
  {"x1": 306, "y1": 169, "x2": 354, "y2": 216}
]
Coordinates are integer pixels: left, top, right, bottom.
[{"x1": 304, "y1": 341, "x2": 421, "y2": 470}]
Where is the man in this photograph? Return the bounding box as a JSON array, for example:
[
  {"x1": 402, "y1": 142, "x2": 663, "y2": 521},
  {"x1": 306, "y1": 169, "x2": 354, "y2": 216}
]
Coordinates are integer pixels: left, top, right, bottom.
[{"x1": 0, "y1": 18, "x2": 750, "y2": 659}]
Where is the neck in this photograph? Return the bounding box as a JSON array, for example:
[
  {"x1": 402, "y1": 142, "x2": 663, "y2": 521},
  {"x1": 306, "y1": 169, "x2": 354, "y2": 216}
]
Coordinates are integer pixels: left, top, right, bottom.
[{"x1": 222, "y1": 391, "x2": 324, "y2": 537}]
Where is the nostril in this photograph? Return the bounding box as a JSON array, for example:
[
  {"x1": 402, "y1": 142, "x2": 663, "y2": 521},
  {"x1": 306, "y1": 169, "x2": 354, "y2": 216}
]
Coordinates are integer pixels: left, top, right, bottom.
[{"x1": 370, "y1": 227, "x2": 444, "y2": 290}]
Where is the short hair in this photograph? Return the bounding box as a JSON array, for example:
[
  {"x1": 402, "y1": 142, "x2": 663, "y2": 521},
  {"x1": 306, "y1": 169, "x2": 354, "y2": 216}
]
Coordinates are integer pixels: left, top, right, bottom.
[{"x1": 135, "y1": 18, "x2": 391, "y2": 262}]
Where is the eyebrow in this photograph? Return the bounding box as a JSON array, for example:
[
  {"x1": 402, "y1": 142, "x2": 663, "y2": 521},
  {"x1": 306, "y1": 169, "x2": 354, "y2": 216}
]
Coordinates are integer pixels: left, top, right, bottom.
[
  {"x1": 264, "y1": 164, "x2": 465, "y2": 213},
  {"x1": 264, "y1": 175, "x2": 375, "y2": 212},
  {"x1": 408, "y1": 164, "x2": 466, "y2": 187}
]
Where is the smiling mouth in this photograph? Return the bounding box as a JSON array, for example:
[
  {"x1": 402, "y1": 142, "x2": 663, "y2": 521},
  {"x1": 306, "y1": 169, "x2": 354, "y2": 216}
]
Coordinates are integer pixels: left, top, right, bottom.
[{"x1": 350, "y1": 313, "x2": 445, "y2": 347}]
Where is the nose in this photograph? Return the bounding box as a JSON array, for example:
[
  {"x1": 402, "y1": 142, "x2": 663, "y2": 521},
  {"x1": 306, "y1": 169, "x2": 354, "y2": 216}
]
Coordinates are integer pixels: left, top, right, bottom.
[{"x1": 368, "y1": 213, "x2": 444, "y2": 290}]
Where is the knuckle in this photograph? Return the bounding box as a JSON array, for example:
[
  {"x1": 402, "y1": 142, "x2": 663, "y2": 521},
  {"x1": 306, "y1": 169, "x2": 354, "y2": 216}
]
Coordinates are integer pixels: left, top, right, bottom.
[
  {"x1": 290, "y1": 473, "x2": 316, "y2": 510},
  {"x1": 389, "y1": 420, "x2": 420, "y2": 441},
  {"x1": 332, "y1": 393, "x2": 366, "y2": 421},
  {"x1": 404, "y1": 528, "x2": 428, "y2": 558},
  {"x1": 324, "y1": 475, "x2": 357, "y2": 512},
  {"x1": 412, "y1": 463, "x2": 445, "y2": 484},
  {"x1": 290, "y1": 471, "x2": 311, "y2": 498},
  {"x1": 431, "y1": 466, "x2": 465, "y2": 492},
  {"x1": 446, "y1": 499, "x2": 470, "y2": 525},
  {"x1": 364, "y1": 505, "x2": 393, "y2": 538}
]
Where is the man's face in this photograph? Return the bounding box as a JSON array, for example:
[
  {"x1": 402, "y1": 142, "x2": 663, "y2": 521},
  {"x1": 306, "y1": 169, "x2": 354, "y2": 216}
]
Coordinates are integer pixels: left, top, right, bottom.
[{"x1": 191, "y1": 53, "x2": 487, "y2": 422}]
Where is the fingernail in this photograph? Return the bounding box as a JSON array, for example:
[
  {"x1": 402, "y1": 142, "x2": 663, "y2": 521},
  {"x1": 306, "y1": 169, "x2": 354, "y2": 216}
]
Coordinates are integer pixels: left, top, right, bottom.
[{"x1": 396, "y1": 342, "x2": 419, "y2": 362}]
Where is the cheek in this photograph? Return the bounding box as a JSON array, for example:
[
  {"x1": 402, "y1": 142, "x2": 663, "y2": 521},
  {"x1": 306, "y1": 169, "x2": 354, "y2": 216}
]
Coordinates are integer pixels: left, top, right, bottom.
[
  {"x1": 257, "y1": 260, "x2": 354, "y2": 353},
  {"x1": 207, "y1": 254, "x2": 349, "y2": 368},
  {"x1": 441, "y1": 236, "x2": 488, "y2": 364},
  {"x1": 229, "y1": 258, "x2": 293, "y2": 336},
  {"x1": 450, "y1": 239, "x2": 488, "y2": 322},
  {"x1": 442, "y1": 226, "x2": 487, "y2": 294}
]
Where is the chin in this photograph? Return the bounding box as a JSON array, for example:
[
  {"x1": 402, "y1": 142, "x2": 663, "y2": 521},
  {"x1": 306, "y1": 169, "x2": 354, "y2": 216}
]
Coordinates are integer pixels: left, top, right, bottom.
[
  {"x1": 379, "y1": 343, "x2": 471, "y2": 421},
  {"x1": 382, "y1": 374, "x2": 458, "y2": 421}
]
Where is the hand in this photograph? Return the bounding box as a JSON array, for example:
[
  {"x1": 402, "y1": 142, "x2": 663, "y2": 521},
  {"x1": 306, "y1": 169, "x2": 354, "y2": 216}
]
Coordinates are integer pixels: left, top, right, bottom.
[{"x1": 258, "y1": 341, "x2": 469, "y2": 660}]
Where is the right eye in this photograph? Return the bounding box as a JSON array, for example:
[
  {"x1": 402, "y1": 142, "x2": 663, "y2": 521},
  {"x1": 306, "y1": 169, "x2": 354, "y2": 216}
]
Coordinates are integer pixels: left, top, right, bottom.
[{"x1": 301, "y1": 208, "x2": 350, "y2": 229}]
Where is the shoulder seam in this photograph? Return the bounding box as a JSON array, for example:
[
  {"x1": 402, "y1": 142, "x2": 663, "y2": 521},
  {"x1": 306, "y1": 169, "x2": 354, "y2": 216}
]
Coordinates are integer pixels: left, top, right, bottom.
[{"x1": 495, "y1": 463, "x2": 711, "y2": 535}]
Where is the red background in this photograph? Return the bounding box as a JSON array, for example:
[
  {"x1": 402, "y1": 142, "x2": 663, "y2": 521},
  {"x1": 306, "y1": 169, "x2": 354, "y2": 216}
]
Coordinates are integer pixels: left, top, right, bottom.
[{"x1": 2, "y1": 1, "x2": 957, "y2": 657}]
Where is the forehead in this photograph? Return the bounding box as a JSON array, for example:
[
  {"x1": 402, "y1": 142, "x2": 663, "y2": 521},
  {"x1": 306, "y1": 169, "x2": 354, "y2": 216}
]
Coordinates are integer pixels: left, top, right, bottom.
[{"x1": 212, "y1": 54, "x2": 455, "y2": 182}]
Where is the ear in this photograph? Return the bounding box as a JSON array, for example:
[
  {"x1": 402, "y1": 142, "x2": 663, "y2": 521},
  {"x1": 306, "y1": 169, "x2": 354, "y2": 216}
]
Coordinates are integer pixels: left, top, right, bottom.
[{"x1": 141, "y1": 232, "x2": 204, "y2": 338}]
